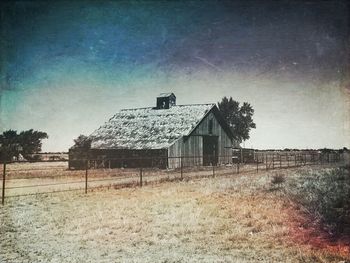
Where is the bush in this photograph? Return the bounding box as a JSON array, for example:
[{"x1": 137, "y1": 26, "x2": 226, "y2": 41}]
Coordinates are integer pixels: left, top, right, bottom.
[
  {"x1": 286, "y1": 167, "x2": 350, "y2": 235},
  {"x1": 271, "y1": 173, "x2": 286, "y2": 186}
]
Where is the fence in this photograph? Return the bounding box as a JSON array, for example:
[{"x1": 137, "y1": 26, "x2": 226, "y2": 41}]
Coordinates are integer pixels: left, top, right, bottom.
[{"x1": 0, "y1": 151, "x2": 345, "y2": 205}]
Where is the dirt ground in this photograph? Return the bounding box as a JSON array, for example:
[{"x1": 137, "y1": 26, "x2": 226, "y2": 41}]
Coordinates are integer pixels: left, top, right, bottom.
[{"x1": 0, "y1": 166, "x2": 349, "y2": 262}]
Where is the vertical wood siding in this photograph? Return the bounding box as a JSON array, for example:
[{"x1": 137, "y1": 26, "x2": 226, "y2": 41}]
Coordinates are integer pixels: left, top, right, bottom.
[{"x1": 168, "y1": 110, "x2": 234, "y2": 168}]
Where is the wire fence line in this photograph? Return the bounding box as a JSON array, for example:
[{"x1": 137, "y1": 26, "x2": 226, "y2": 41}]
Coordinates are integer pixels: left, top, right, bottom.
[{"x1": 0, "y1": 151, "x2": 346, "y2": 205}]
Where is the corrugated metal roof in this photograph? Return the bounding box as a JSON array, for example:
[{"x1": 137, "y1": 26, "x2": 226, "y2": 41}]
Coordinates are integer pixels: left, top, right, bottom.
[{"x1": 89, "y1": 104, "x2": 215, "y2": 150}]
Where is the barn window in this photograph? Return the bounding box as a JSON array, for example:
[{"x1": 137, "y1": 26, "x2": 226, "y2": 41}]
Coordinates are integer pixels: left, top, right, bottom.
[{"x1": 209, "y1": 119, "x2": 213, "y2": 134}]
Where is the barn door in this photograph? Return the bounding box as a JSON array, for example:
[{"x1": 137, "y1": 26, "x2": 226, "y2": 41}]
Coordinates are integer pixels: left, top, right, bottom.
[{"x1": 203, "y1": 136, "x2": 218, "y2": 166}]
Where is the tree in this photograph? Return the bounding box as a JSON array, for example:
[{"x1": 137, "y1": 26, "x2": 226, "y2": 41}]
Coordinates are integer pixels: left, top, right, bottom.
[
  {"x1": 217, "y1": 96, "x2": 256, "y2": 143},
  {"x1": 73, "y1": 135, "x2": 91, "y2": 150},
  {"x1": 0, "y1": 130, "x2": 20, "y2": 161},
  {"x1": 0, "y1": 129, "x2": 48, "y2": 161},
  {"x1": 71, "y1": 135, "x2": 92, "y2": 165},
  {"x1": 18, "y1": 129, "x2": 48, "y2": 158}
]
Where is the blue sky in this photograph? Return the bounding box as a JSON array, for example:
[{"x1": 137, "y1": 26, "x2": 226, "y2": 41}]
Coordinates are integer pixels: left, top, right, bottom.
[{"x1": 0, "y1": 1, "x2": 349, "y2": 151}]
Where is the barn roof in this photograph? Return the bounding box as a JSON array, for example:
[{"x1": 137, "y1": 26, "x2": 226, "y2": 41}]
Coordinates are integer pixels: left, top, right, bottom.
[{"x1": 89, "y1": 104, "x2": 216, "y2": 150}]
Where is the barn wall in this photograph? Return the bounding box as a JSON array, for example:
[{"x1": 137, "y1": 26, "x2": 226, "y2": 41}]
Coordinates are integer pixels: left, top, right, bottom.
[
  {"x1": 192, "y1": 111, "x2": 233, "y2": 164},
  {"x1": 69, "y1": 148, "x2": 168, "y2": 169},
  {"x1": 168, "y1": 136, "x2": 203, "y2": 168},
  {"x1": 168, "y1": 111, "x2": 233, "y2": 168}
]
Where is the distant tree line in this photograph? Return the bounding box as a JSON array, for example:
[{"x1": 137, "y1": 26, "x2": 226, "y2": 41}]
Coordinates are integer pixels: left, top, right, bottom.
[
  {"x1": 259, "y1": 148, "x2": 349, "y2": 153},
  {"x1": 0, "y1": 129, "x2": 48, "y2": 162}
]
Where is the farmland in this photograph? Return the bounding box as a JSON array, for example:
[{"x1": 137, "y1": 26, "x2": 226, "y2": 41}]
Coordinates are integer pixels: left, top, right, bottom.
[{"x1": 0, "y1": 163, "x2": 349, "y2": 262}]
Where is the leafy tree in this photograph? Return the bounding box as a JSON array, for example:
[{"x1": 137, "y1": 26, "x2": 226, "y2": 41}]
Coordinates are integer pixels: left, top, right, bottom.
[
  {"x1": 0, "y1": 130, "x2": 20, "y2": 161},
  {"x1": 0, "y1": 129, "x2": 48, "y2": 161},
  {"x1": 73, "y1": 135, "x2": 91, "y2": 150},
  {"x1": 18, "y1": 129, "x2": 48, "y2": 158},
  {"x1": 71, "y1": 135, "x2": 92, "y2": 163},
  {"x1": 217, "y1": 96, "x2": 256, "y2": 143}
]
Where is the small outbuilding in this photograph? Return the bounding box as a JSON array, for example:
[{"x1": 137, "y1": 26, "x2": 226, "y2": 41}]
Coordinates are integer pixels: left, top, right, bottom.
[{"x1": 69, "y1": 93, "x2": 238, "y2": 169}]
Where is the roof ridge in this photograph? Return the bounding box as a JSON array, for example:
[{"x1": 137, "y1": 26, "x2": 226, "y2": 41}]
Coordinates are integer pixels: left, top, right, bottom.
[
  {"x1": 175, "y1": 103, "x2": 215, "y2": 106},
  {"x1": 120, "y1": 103, "x2": 215, "y2": 111}
]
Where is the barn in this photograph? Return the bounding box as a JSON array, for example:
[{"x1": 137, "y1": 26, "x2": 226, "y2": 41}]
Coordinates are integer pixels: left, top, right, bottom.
[{"x1": 69, "y1": 93, "x2": 238, "y2": 169}]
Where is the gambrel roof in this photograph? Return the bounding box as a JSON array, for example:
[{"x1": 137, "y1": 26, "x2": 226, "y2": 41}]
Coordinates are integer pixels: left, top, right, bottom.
[{"x1": 89, "y1": 103, "x2": 231, "y2": 150}]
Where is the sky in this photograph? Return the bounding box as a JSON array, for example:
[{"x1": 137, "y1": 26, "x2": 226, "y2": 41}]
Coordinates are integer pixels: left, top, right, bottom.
[{"x1": 0, "y1": 0, "x2": 349, "y2": 151}]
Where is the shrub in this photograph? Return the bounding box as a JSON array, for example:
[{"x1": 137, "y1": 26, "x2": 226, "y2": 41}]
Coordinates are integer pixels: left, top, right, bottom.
[
  {"x1": 286, "y1": 167, "x2": 350, "y2": 235},
  {"x1": 271, "y1": 173, "x2": 285, "y2": 186}
]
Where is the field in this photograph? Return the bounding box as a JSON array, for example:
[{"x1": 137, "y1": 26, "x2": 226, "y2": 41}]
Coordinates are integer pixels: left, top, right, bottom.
[{"x1": 0, "y1": 164, "x2": 349, "y2": 262}]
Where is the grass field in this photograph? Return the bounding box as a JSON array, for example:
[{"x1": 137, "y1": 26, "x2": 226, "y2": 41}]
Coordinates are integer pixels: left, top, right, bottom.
[{"x1": 0, "y1": 165, "x2": 349, "y2": 262}]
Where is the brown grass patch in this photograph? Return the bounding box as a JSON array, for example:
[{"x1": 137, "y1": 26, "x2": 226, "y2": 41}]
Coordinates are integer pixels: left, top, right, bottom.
[{"x1": 0, "y1": 166, "x2": 349, "y2": 262}]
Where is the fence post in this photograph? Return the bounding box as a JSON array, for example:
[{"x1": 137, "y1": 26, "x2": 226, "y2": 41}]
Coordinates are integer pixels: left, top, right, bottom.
[
  {"x1": 140, "y1": 168, "x2": 143, "y2": 187},
  {"x1": 240, "y1": 148, "x2": 243, "y2": 164},
  {"x1": 287, "y1": 154, "x2": 289, "y2": 168},
  {"x1": 301, "y1": 154, "x2": 304, "y2": 166},
  {"x1": 2, "y1": 162, "x2": 6, "y2": 205},
  {"x1": 279, "y1": 154, "x2": 282, "y2": 168},
  {"x1": 212, "y1": 162, "x2": 215, "y2": 177},
  {"x1": 85, "y1": 160, "x2": 88, "y2": 194},
  {"x1": 180, "y1": 156, "x2": 183, "y2": 180},
  {"x1": 256, "y1": 154, "x2": 259, "y2": 173},
  {"x1": 237, "y1": 161, "x2": 240, "y2": 174},
  {"x1": 272, "y1": 154, "x2": 275, "y2": 169}
]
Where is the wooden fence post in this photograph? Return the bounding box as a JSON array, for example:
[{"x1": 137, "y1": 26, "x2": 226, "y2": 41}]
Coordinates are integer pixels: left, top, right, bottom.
[
  {"x1": 256, "y1": 154, "x2": 259, "y2": 173},
  {"x1": 85, "y1": 160, "x2": 88, "y2": 194},
  {"x1": 2, "y1": 162, "x2": 6, "y2": 205},
  {"x1": 232, "y1": 158, "x2": 234, "y2": 174},
  {"x1": 212, "y1": 155, "x2": 215, "y2": 177},
  {"x1": 140, "y1": 168, "x2": 143, "y2": 187},
  {"x1": 279, "y1": 154, "x2": 282, "y2": 168},
  {"x1": 272, "y1": 154, "x2": 275, "y2": 169},
  {"x1": 180, "y1": 156, "x2": 183, "y2": 180}
]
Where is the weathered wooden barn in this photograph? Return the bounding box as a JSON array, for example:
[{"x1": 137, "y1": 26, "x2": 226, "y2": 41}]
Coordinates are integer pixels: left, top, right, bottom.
[{"x1": 69, "y1": 93, "x2": 238, "y2": 169}]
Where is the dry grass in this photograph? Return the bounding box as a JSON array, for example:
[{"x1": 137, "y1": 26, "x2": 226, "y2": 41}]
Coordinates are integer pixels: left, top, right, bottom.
[{"x1": 0, "y1": 166, "x2": 349, "y2": 262}]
